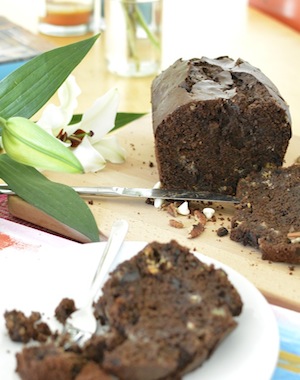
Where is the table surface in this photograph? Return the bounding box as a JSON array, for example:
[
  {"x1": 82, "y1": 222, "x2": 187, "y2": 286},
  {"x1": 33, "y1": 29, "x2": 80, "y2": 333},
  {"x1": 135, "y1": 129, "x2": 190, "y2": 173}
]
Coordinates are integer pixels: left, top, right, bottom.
[{"x1": 1, "y1": 3, "x2": 300, "y2": 311}]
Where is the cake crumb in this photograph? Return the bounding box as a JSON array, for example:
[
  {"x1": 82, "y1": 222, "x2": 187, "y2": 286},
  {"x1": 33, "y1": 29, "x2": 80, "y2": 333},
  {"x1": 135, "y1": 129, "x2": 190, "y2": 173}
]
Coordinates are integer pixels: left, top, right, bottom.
[
  {"x1": 4, "y1": 310, "x2": 51, "y2": 343},
  {"x1": 55, "y1": 298, "x2": 77, "y2": 324},
  {"x1": 217, "y1": 227, "x2": 229, "y2": 237}
]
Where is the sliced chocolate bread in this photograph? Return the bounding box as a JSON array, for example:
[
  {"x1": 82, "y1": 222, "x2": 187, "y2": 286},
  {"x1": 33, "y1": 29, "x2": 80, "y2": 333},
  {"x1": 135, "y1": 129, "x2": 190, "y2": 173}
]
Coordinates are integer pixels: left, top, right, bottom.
[{"x1": 230, "y1": 165, "x2": 300, "y2": 263}]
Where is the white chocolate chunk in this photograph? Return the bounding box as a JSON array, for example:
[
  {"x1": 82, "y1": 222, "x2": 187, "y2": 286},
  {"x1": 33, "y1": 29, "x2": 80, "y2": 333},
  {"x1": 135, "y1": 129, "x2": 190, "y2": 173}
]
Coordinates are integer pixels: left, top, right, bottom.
[
  {"x1": 177, "y1": 201, "x2": 190, "y2": 216},
  {"x1": 153, "y1": 181, "x2": 161, "y2": 189},
  {"x1": 154, "y1": 198, "x2": 164, "y2": 209},
  {"x1": 203, "y1": 207, "x2": 215, "y2": 219},
  {"x1": 153, "y1": 181, "x2": 164, "y2": 208}
]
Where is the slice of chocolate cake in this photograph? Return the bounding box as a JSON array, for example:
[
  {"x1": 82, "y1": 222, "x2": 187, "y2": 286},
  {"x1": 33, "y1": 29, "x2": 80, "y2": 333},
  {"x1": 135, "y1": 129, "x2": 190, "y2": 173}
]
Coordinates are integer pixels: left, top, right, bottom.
[
  {"x1": 151, "y1": 57, "x2": 291, "y2": 195},
  {"x1": 230, "y1": 165, "x2": 300, "y2": 263},
  {"x1": 94, "y1": 240, "x2": 243, "y2": 379}
]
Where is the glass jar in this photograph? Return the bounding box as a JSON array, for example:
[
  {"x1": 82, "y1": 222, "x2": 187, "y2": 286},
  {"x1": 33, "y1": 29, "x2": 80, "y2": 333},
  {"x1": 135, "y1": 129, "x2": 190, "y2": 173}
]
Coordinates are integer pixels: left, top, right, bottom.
[
  {"x1": 104, "y1": 0, "x2": 162, "y2": 77},
  {"x1": 39, "y1": 0, "x2": 95, "y2": 37}
]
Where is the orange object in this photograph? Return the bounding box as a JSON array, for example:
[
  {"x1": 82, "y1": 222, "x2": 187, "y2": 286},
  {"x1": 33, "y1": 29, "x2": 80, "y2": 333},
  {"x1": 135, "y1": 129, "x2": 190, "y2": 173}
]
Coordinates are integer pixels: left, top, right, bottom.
[
  {"x1": 249, "y1": 0, "x2": 300, "y2": 32},
  {"x1": 41, "y1": 10, "x2": 91, "y2": 26}
]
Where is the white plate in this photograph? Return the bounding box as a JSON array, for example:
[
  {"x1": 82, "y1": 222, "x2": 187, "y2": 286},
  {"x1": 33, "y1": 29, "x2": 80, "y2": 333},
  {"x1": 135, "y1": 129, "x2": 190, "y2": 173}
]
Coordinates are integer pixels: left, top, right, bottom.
[{"x1": 0, "y1": 239, "x2": 279, "y2": 380}]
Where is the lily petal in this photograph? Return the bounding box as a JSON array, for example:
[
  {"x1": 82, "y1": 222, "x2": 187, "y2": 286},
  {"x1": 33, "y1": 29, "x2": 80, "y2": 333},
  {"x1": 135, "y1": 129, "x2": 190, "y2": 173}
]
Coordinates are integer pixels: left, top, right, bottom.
[
  {"x1": 73, "y1": 136, "x2": 106, "y2": 172},
  {"x1": 80, "y1": 87, "x2": 120, "y2": 142},
  {"x1": 58, "y1": 75, "x2": 81, "y2": 111},
  {"x1": 93, "y1": 135, "x2": 126, "y2": 163},
  {"x1": 37, "y1": 104, "x2": 68, "y2": 135},
  {"x1": 38, "y1": 75, "x2": 81, "y2": 134}
]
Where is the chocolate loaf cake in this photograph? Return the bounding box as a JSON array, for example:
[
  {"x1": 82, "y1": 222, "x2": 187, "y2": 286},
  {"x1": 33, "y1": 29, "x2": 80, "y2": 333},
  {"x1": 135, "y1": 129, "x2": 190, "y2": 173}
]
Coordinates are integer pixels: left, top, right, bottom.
[
  {"x1": 151, "y1": 57, "x2": 291, "y2": 195},
  {"x1": 12, "y1": 240, "x2": 243, "y2": 380},
  {"x1": 230, "y1": 165, "x2": 300, "y2": 263},
  {"x1": 94, "y1": 240, "x2": 243, "y2": 379}
]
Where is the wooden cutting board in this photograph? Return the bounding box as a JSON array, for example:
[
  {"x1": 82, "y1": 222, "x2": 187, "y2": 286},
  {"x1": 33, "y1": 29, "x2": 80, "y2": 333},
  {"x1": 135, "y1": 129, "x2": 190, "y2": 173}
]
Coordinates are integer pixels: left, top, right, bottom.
[{"x1": 8, "y1": 115, "x2": 300, "y2": 311}]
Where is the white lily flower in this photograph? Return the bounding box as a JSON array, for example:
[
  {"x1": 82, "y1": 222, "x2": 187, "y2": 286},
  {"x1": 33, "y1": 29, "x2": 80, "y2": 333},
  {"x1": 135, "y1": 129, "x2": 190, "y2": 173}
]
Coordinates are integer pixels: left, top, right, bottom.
[{"x1": 38, "y1": 75, "x2": 126, "y2": 172}]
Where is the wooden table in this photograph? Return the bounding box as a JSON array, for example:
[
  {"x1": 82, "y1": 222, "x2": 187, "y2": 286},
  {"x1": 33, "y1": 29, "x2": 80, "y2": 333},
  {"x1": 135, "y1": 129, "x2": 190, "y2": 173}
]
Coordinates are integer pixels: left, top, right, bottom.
[
  {"x1": 41, "y1": 115, "x2": 299, "y2": 313},
  {"x1": 1, "y1": 3, "x2": 300, "y2": 311}
]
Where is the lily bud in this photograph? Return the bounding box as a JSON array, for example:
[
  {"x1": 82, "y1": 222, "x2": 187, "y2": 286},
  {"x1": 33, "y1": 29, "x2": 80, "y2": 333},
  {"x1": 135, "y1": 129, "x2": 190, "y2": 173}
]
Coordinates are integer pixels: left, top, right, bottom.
[{"x1": 0, "y1": 116, "x2": 83, "y2": 173}]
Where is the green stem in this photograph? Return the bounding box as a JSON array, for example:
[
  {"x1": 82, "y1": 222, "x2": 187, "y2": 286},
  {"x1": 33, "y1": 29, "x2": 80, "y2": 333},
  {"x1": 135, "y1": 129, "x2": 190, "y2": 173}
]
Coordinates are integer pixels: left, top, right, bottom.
[
  {"x1": 122, "y1": 0, "x2": 161, "y2": 72},
  {"x1": 122, "y1": 2, "x2": 140, "y2": 69},
  {"x1": 134, "y1": 4, "x2": 161, "y2": 50}
]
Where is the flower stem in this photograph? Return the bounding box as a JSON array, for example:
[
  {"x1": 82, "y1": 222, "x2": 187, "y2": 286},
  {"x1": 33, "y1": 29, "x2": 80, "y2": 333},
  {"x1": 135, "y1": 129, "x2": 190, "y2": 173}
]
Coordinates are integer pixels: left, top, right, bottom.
[
  {"x1": 121, "y1": 0, "x2": 161, "y2": 72},
  {"x1": 122, "y1": 2, "x2": 140, "y2": 70},
  {"x1": 134, "y1": 4, "x2": 160, "y2": 50}
]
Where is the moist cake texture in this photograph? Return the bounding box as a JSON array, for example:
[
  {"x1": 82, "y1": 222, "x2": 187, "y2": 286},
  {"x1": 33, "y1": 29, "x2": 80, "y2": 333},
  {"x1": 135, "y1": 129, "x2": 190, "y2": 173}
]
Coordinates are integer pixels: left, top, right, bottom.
[
  {"x1": 230, "y1": 165, "x2": 300, "y2": 263},
  {"x1": 12, "y1": 240, "x2": 243, "y2": 380},
  {"x1": 94, "y1": 240, "x2": 243, "y2": 379},
  {"x1": 151, "y1": 57, "x2": 291, "y2": 195}
]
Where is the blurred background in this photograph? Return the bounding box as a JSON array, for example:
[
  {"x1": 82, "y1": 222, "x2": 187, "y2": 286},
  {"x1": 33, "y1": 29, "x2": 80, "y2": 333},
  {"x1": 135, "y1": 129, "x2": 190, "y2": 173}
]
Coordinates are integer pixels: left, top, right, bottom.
[{"x1": 1, "y1": 0, "x2": 300, "y2": 136}]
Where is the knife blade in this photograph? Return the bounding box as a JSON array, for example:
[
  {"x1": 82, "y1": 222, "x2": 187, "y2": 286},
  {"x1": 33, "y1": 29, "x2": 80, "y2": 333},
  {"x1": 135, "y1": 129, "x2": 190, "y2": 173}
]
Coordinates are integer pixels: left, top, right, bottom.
[{"x1": 0, "y1": 184, "x2": 239, "y2": 203}]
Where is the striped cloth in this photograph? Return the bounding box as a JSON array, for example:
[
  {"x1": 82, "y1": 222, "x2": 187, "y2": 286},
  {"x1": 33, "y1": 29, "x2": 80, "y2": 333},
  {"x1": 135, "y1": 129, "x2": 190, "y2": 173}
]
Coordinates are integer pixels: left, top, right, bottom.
[{"x1": 272, "y1": 305, "x2": 300, "y2": 379}]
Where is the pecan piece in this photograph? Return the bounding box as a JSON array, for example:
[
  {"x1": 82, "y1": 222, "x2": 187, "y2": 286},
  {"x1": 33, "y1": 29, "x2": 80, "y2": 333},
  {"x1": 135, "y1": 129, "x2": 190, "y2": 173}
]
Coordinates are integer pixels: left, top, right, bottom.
[
  {"x1": 188, "y1": 223, "x2": 205, "y2": 239},
  {"x1": 169, "y1": 219, "x2": 184, "y2": 229}
]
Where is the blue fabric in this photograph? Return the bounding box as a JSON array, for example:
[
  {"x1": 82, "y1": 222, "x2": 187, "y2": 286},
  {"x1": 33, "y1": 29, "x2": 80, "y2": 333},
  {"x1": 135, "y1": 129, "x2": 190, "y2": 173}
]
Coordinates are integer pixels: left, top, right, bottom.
[{"x1": 0, "y1": 61, "x2": 28, "y2": 80}]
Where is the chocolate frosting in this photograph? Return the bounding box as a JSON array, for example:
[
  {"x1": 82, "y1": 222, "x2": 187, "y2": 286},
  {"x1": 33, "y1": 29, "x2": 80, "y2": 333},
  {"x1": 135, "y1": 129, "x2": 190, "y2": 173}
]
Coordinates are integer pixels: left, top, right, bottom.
[{"x1": 151, "y1": 57, "x2": 291, "y2": 131}]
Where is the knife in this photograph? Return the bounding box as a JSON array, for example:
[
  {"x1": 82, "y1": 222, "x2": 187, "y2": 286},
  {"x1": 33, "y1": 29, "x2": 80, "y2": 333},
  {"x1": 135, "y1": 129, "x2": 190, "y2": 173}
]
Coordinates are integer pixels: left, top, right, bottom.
[{"x1": 0, "y1": 184, "x2": 239, "y2": 203}]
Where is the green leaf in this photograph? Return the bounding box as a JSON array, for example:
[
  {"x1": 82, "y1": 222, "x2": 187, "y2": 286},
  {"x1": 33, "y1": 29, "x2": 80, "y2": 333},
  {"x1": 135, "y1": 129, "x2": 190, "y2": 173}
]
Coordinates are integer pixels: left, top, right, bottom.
[
  {"x1": 0, "y1": 34, "x2": 99, "y2": 120},
  {"x1": 69, "y1": 114, "x2": 84, "y2": 125},
  {"x1": 113, "y1": 112, "x2": 147, "y2": 131},
  {"x1": 0, "y1": 154, "x2": 100, "y2": 242},
  {"x1": 69, "y1": 112, "x2": 147, "y2": 129}
]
